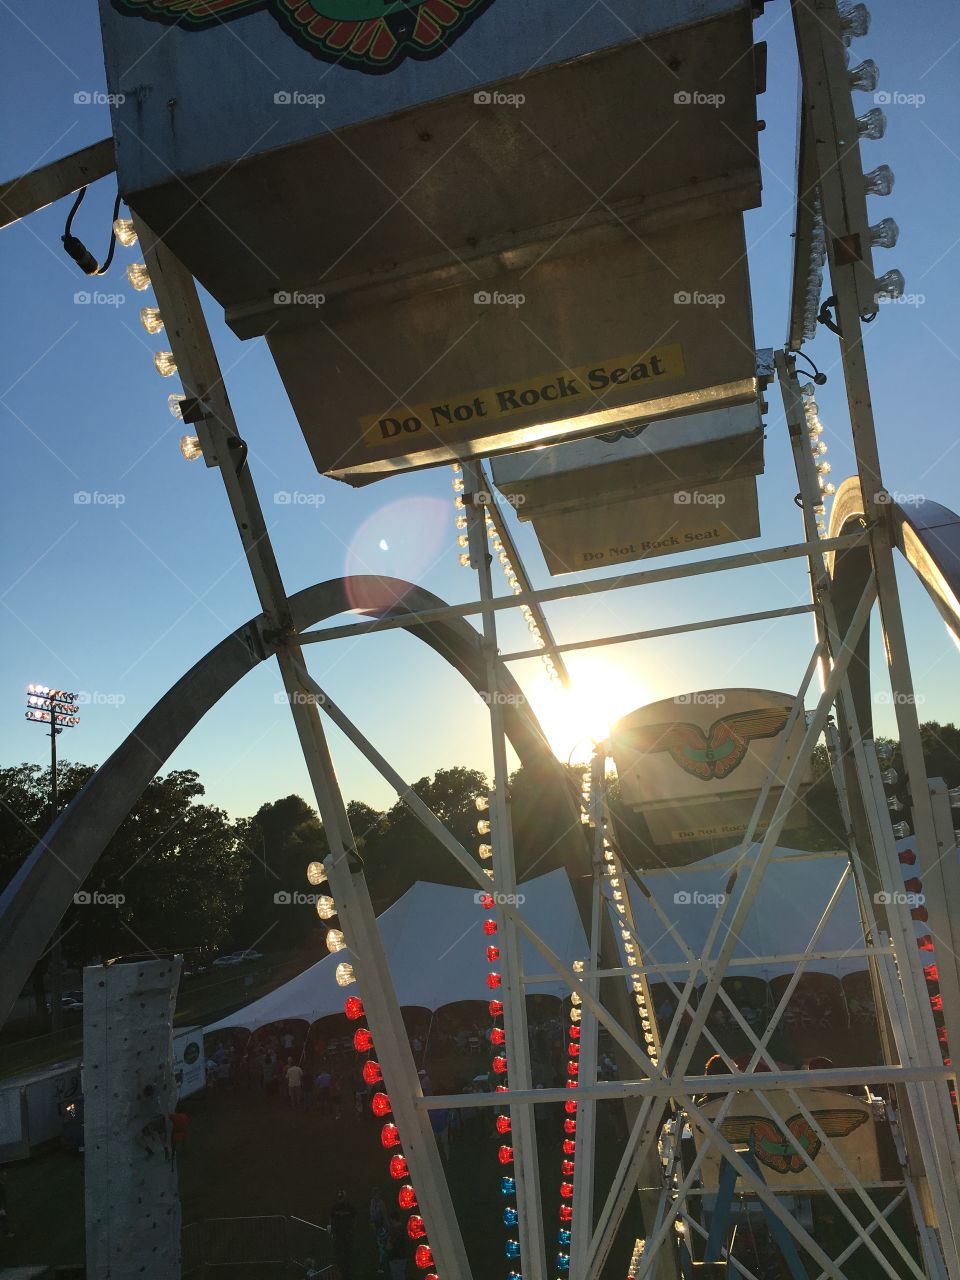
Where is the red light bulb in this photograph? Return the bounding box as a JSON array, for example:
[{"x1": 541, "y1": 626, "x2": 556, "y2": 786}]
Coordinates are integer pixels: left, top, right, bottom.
[
  {"x1": 491, "y1": 1027, "x2": 506, "y2": 1046},
  {"x1": 561, "y1": 1159, "x2": 575, "y2": 1176},
  {"x1": 353, "y1": 1028, "x2": 374, "y2": 1053},
  {"x1": 489, "y1": 999, "x2": 504, "y2": 1017},
  {"x1": 563, "y1": 1139, "x2": 575, "y2": 1155},
  {"x1": 496, "y1": 1115, "x2": 511, "y2": 1134},
  {"x1": 381, "y1": 1123, "x2": 401, "y2": 1149},
  {"x1": 568, "y1": 1061, "x2": 579, "y2": 1076},
  {"x1": 560, "y1": 1205, "x2": 573, "y2": 1222},
  {"x1": 407, "y1": 1215, "x2": 427, "y2": 1240},
  {"x1": 569, "y1": 1026, "x2": 581, "y2": 1040},
  {"x1": 481, "y1": 894, "x2": 495, "y2": 909},
  {"x1": 344, "y1": 996, "x2": 364, "y2": 1020},
  {"x1": 564, "y1": 1119, "x2": 577, "y2": 1135},
  {"x1": 565, "y1": 1100, "x2": 577, "y2": 1114},
  {"x1": 398, "y1": 1185, "x2": 418, "y2": 1210},
  {"x1": 498, "y1": 1145, "x2": 514, "y2": 1165},
  {"x1": 495, "y1": 1084, "x2": 508, "y2": 1092},
  {"x1": 415, "y1": 1245, "x2": 434, "y2": 1270},
  {"x1": 566, "y1": 1079, "x2": 578, "y2": 1089},
  {"x1": 363, "y1": 1061, "x2": 383, "y2": 1085},
  {"x1": 487, "y1": 972, "x2": 502, "y2": 989},
  {"x1": 568, "y1": 1042, "x2": 580, "y2": 1057},
  {"x1": 389, "y1": 1155, "x2": 409, "y2": 1180},
  {"x1": 486, "y1": 945, "x2": 500, "y2": 962},
  {"x1": 493, "y1": 1055, "x2": 508, "y2": 1074},
  {"x1": 483, "y1": 919, "x2": 498, "y2": 936},
  {"x1": 560, "y1": 1181, "x2": 574, "y2": 1198},
  {"x1": 919, "y1": 935, "x2": 935, "y2": 952},
  {"x1": 372, "y1": 1092, "x2": 392, "y2": 1117}
]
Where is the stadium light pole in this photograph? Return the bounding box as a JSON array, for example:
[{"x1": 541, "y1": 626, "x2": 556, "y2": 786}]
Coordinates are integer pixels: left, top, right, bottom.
[{"x1": 25, "y1": 684, "x2": 80, "y2": 1029}]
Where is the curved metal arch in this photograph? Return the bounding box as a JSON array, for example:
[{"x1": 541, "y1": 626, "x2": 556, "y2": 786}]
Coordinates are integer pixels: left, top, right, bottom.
[
  {"x1": 827, "y1": 478, "x2": 960, "y2": 737},
  {"x1": 0, "y1": 575, "x2": 583, "y2": 1029}
]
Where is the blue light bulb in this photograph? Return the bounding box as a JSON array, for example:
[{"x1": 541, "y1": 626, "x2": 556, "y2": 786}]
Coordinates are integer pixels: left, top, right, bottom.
[
  {"x1": 506, "y1": 1273, "x2": 523, "y2": 1280},
  {"x1": 505, "y1": 1239, "x2": 521, "y2": 1259},
  {"x1": 557, "y1": 1230, "x2": 572, "y2": 1247},
  {"x1": 557, "y1": 1253, "x2": 571, "y2": 1273},
  {"x1": 500, "y1": 1177, "x2": 516, "y2": 1196},
  {"x1": 503, "y1": 1207, "x2": 519, "y2": 1227}
]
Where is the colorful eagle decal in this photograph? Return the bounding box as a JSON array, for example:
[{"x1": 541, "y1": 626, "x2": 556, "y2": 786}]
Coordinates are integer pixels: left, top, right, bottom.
[
  {"x1": 719, "y1": 1110, "x2": 868, "y2": 1176},
  {"x1": 619, "y1": 706, "x2": 792, "y2": 782},
  {"x1": 111, "y1": 0, "x2": 497, "y2": 74}
]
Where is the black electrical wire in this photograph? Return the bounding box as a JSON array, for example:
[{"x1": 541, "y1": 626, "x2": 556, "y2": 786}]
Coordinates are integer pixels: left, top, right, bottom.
[
  {"x1": 817, "y1": 296, "x2": 842, "y2": 337},
  {"x1": 788, "y1": 348, "x2": 827, "y2": 385},
  {"x1": 62, "y1": 186, "x2": 123, "y2": 276}
]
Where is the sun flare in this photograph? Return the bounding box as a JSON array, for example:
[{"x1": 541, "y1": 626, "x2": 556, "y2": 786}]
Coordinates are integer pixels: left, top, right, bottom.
[{"x1": 525, "y1": 658, "x2": 651, "y2": 764}]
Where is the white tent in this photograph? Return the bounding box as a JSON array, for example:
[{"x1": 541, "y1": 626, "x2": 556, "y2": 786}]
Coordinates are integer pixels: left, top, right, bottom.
[{"x1": 206, "y1": 868, "x2": 589, "y2": 1034}]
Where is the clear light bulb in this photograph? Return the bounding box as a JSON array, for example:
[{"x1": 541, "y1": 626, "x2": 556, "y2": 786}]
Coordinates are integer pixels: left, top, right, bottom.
[
  {"x1": 306, "y1": 861, "x2": 327, "y2": 886},
  {"x1": 458, "y1": 553, "x2": 471, "y2": 568},
  {"x1": 870, "y1": 217, "x2": 900, "y2": 249},
  {"x1": 478, "y1": 844, "x2": 493, "y2": 860},
  {"x1": 326, "y1": 928, "x2": 346, "y2": 953},
  {"x1": 881, "y1": 768, "x2": 898, "y2": 786},
  {"x1": 822, "y1": 482, "x2": 836, "y2": 496},
  {"x1": 457, "y1": 535, "x2": 469, "y2": 548},
  {"x1": 477, "y1": 819, "x2": 491, "y2": 835},
  {"x1": 335, "y1": 961, "x2": 356, "y2": 987},
  {"x1": 179, "y1": 435, "x2": 202, "y2": 461},
  {"x1": 154, "y1": 351, "x2": 177, "y2": 377},
  {"x1": 452, "y1": 477, "x2": 464, "y2": 493},
  {"x1": 113, "y1": 217, "x2": 138, "y2": 247},
  {"x1": 891, "y1": 821, "x2": 911, "y2": 839},
  {"x1": 572, "y1": 960, "x2": 585, "y2": 974},
  {"x1": 126, "y1": 262, "x2": 151, "y2": 291},
  {"x1": 847, "y1": 59, "x2": 879, "y2": 93},
  {"x1": 864, "y1": 164, "x2": 895, "y2": 197},
  {"x1": 817, "y1": 461, "x2": 832, "y2": 475},
  {"x1": 570, "y1": 992, "x2": 582, "y2": 1006},
  {"x1": 165, "y1": 395, "x2": 184, "y2": 422},
  {"x1": 454, "y1": 496, "x2": 465, "y2": 510},
  {"x1": 856, "y1": 107, "x2": 886, "y2": 140},
  {"x1": 475, "y1": 795, "x2": 489, "y2": 811},
  {"x1": 887, "y1": 796, "x2": 903, "y2": 812},
  {"x1": 455, "y1": 515, "x2": 468, "y2": 530},
  {"x1": 139, "y1": 306, "x2": 164, "y2": 334},
  {"x1": 839, "y1": 2, "x2": 870, "y2": 39},
  {"x1": 874, "y1": 268, "x2": 905, "y2": 302},
  {"x1": 450, "y1": 461, "x2": 462, "y2": 474},
  {"x1": 315, "y1": 895, "x2": 337, "y2": 920}
]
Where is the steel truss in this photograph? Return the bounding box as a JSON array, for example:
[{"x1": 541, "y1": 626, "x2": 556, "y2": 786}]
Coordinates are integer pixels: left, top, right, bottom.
[{"x1": 3, "y1": 2, "x2": 960, "y2": 1279}]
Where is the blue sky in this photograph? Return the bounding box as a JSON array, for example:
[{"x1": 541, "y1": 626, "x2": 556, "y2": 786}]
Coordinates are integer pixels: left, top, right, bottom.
[{"x1": 1, "y1": 0, "x2": 958, "y2": 821}]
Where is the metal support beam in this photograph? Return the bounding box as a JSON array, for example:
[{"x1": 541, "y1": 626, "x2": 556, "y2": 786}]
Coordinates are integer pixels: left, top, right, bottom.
[{"x1": 0, "y1": 138, "x2": 115, "y2": 228}]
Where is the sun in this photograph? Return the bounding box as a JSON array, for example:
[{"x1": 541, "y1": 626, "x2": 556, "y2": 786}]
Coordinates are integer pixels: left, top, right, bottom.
[{"x1": 524, "y1": 656, "x2": 651, "y2": 764}]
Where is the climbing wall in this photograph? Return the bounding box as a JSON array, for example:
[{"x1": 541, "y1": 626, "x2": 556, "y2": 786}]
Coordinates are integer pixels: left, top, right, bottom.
[{"x1": 83, "y1": 957, "x2": 183, "y2": 1279}]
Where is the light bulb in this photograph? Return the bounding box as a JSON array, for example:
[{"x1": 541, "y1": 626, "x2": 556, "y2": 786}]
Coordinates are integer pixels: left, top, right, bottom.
[
  {"x1": 126, "y1": 262, "x2": 151, "y2": 291},
  {"x1": 454, "y1": 496, "x2": 464, "y2": 510},
  {"x1": 140, "y1": 306, "x2": 164, "y2": 334},
  {"x1": 179, "y1": 435, "x2": 202, "y2": 461},
  {"x1": 477, "y1": 819, "x2": 491, "y2": 835},
  {"x1": 847, "y1": 59, "x2": 879, "y2": 93},
  {"x1": 822, "y1": 482, "x2": 836, "y2": 496},
  {"x1": 813, "y1": 441, "x2": 828, "y2": 456},
  {"x1": 881, "y1": 768, "x2": 898, "y2": 786},
  {"x1": 326, "y1": 928, "x2": 346, "y2": 953},
  {"x1": 452, "y1": 477, "x2": 464, "y2": 493},
  {"x1": 887, "y1": 795, "x2": 903, "y2": 812},
  {"x1": 839, "y1": 2, "x2": 870, "y2": 39},
  {"x1": 817, "y1": 461, "x2": 832, "y2": 475},
  {"x1": 335, "y1": 961, "x2": 356, "y2": 986},
  {"x1": 478, "y1": 844, "x2": 493, "y2": 860},
  {"x1": 315, "y1": 895, "x2": 337, "y2": 920},
  {"x1": 856, "y1": 107, "x2": 886, "y2": 140},
  {"x1": 874, "y1": 268, "x2": 905, "y2": 303},
  {"x1": 457, "y1": 535, "x2": 469, "y2": 548},
  {"x1": 458, "y1": 553, "x2": 471, "y2": 568},
  {"x1": 306, "y1": 861, "x2": 327, "y2": 886},
  {"x1": 571, "y1": 992, "x2": 582, "y2": 1006},
  {"x1": 168, "y1": 393, "x2": 186, "y2": 420},
  {"x1": 455, "y1": 515, "x2": 468, "y2": 530},
  {"x1": 450, "y1": 461, "x2": 462, "y2": 474},
  {"x1": 154, "y1": 351, "x2": 177, "y2": 377},
  {"x1": 870, "y1": 217, "x2": 900, "y2": 249},
  {"x1": 891, "y1": 821, "x2": 911, "y2": 839},
  {"x1": 864, "y1": 164, "x2": 895, "y2": 197},
  {"x1": 113, "y1": 217, "x2": 138, "y2": 246},
  {"x1": 475, "y1": 795, "x2": 489, "y2": 811}
]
